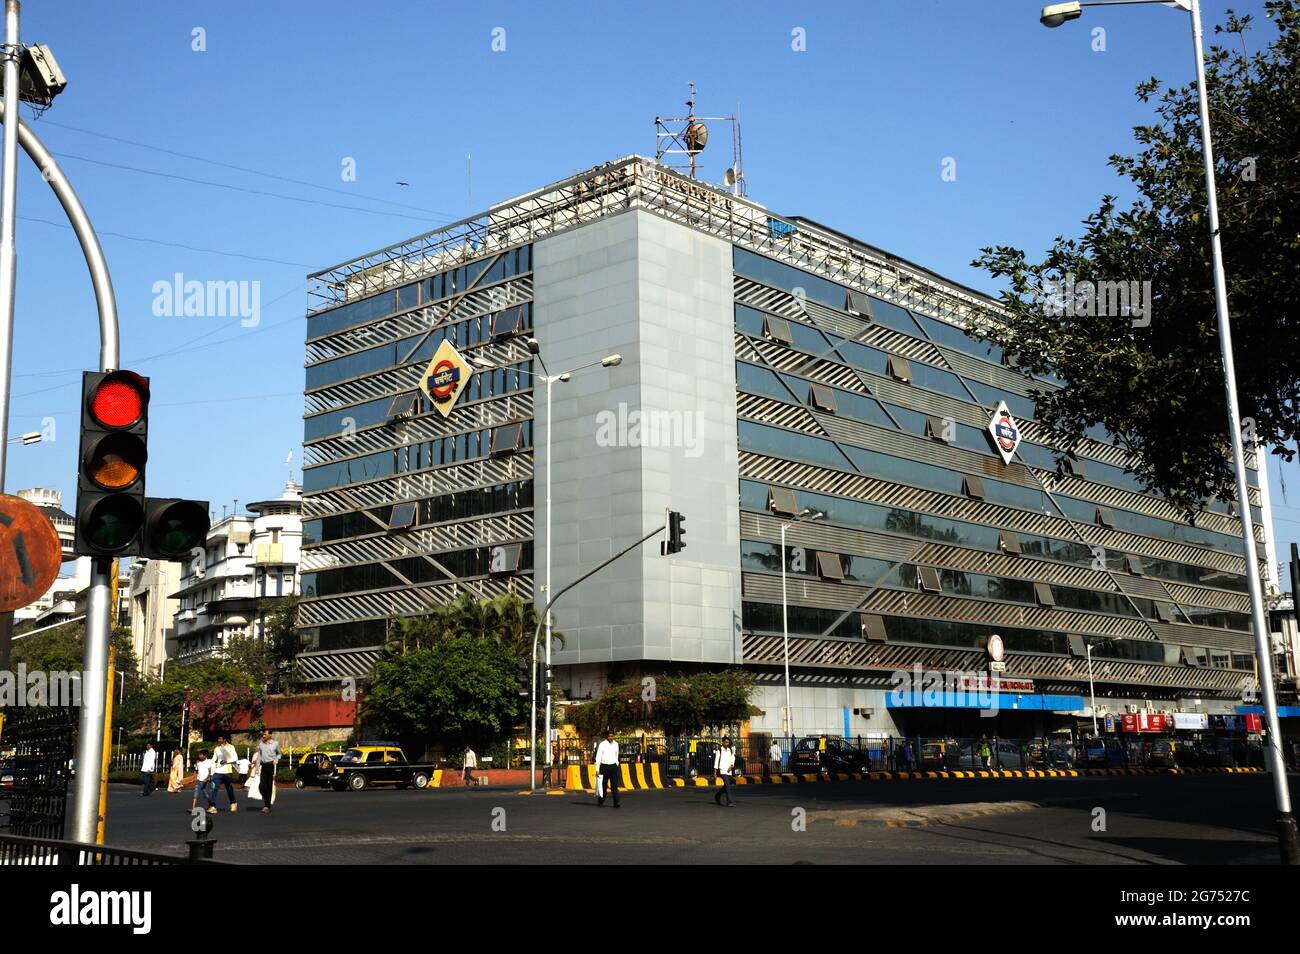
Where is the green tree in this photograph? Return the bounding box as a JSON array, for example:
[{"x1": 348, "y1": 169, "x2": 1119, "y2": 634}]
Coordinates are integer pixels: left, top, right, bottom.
[
  {"x1": 383, "y1": 592, "x2": 560, "y2": 660},
  {"x1": 361, "y1": 634, "x2": 526, "y2": 754},
  {"x1": 970, "y1": 2, "x2": 1300, "y2": 510},
  {"x1": 568, "y1": 670, "x2": 757, "y2": 737}
]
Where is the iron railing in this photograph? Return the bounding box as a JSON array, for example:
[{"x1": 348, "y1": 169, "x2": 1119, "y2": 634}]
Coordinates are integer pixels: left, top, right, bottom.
[
  {"x1": 549, "y1": 733, "x2": 1270, "y2": 775},
  {"x1": 0, "y1": 833, "x2": 226, "y2": 865}
]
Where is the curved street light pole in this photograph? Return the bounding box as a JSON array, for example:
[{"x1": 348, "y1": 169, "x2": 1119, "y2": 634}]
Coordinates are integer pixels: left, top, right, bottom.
[
  {"x1": 1040, "y1": 0, "x2": 1297, "y2": 864},
  {"x1": 0, "y1": 90, "x2": 121, "y2": 848}
]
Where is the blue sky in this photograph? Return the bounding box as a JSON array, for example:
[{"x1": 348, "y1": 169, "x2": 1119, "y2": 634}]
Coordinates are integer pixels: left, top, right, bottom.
[{"x1": 9, "y1": 0, "x2": 1299, "y2": 570}]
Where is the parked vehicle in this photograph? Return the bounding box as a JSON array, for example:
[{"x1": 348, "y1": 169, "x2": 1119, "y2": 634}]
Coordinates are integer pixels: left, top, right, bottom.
[
  {"x1": 328, "y1": 744, "x2": 435, "y2": 791},
  {"x1": 1144, "y1": 739, "x2": 1178, "y2": 768},
  {"x1": 294, "y1": 751, "x2": 345, "y2": 789},
  {"x1": 0, "y1": 760, "x2": 13, "y2": 792},
  {"x1": 1077, "y1": 737, "x2": 1128, "y2": 768},
  {"x1": 789, "y1": 736, "x2": 870, "y2": 774}
]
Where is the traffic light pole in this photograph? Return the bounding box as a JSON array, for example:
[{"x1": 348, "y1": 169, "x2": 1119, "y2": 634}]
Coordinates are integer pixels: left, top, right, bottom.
[
  {"x1": 529, "y1": 522, "x2": 667, "y2": 791},
  {"x1": 0, "y1": 62, "x2": 120, "y2": 844}
]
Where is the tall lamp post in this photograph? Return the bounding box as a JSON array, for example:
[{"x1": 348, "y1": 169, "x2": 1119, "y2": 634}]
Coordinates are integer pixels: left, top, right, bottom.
[
  {"x1": 779, "y1": 507, "x2": 823, "y2": 739},
  {"x1": 470, "y1": 339, "x2": 622, "y2": 786},
  {"x1": 1085, "y1": 641, "x2": 1099, "y2": 737},
  {"x1": 1040, "y1": 0, "x2": 1298, "y2": 863}
]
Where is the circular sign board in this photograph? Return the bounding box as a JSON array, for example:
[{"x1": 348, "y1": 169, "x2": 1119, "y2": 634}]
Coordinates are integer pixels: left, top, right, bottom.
[
  {"x1": 0, "y1": 494, "x2": 62, "y2": 613},
  {"x1": 987, "y1": 633, "x2": 1005, "y2": 663}
]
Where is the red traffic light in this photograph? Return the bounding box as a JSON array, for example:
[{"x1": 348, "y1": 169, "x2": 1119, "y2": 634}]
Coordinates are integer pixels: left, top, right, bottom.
[{"x1": 86, "y1": 370, "x2": 148, "y2": 429}]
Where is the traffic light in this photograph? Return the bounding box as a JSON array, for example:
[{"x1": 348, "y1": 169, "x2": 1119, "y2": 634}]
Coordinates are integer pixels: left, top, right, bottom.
[
  {"x1": 75, "y1": 370, "x2": 149, "y2": 556},
  {"x1": 666, "y1": 510, "x2": 686, "y2": 554},
  {"x1": 142, "y1": 498, "x2": 210, "y2": 560}
]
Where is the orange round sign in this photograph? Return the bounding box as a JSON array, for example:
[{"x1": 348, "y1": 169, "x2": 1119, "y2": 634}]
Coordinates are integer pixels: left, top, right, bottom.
[{"x1": 0, "y1": 493, "x2": 63, "y2": 613}]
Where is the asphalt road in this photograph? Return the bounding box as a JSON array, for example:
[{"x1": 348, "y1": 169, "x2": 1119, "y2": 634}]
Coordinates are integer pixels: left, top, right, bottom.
[{"x1": 94, "y1": 771, "x2": 1296, "y2": 865}]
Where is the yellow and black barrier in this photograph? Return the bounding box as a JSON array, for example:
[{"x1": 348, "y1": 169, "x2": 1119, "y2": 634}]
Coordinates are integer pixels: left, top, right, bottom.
[
  {"x1": 564, "y1": 764, "x2": 1264, "y2": 790},
  {"x1": 566, "y1": 762, "x2": 669, "y2": 791}
]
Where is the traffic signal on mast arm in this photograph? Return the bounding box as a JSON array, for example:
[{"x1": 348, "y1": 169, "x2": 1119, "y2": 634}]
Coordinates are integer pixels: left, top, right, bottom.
[
  {"x1": 142, "y1": 498, "x2": 210, "y2": 561},
  {"x1": 75, "y1": 370, "x2": 149, "y2": 556},
  {"x1": 666, "y1": 510, "x2": 687, "y2": 554},
  {"x1": 74, "y1": 371, "x2": 211, "y2": 559}
]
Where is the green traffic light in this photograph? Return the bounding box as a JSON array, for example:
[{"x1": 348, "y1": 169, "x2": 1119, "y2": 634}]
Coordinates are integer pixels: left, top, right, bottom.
[
  {"x1": 146, "y1": 499, "x2": 210, "y2": 558},
  {"x1": 83, "y1": 496, "x2": 144, "y2": 552}
]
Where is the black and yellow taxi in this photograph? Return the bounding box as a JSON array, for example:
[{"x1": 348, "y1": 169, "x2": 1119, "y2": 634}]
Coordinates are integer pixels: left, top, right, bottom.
[
  {"x1": 294, "y1": 751, "x2": 346, "y2": 789},
  {"x1": 329, "y1": 743, "x2": 435, "y2": 791},
  {"x1": 789, "y1": 736, "x2": 870, "y2": 774}
]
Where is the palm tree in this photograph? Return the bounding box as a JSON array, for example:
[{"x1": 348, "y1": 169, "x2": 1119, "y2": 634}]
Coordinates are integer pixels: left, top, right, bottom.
[{"x1": 384, "y1": 593, "x2": 562, "y2": 660}]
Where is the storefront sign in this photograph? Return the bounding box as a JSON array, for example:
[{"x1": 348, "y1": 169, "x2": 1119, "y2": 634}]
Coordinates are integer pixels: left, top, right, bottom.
[
  {"x1": 954, "y1": 674, "x2": 1035, "y2": 694},
  {"x1": 1119, "y1": 712, "x2": 1169, "y2": 733},
  {"x1": 1172, "y1": 712, "x2": 1208, "y2": 730}
]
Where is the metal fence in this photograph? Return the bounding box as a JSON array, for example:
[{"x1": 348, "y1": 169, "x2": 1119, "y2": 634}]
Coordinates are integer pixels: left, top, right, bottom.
[
  {"x1": 0, "y1": 833, "x2": 227, "y2": 865},
  {"x1": 547, "y1": 733, "x2": 1269, "y2": 775}
]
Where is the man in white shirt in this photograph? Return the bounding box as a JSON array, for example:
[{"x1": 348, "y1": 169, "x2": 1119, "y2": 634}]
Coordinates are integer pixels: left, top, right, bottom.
[
  {"x1": 713, "y1": 737, "x2": 737, "y2": 807},
  {"x1": 194, "y1": 750, "x2": 216, "y2": 814},
  {"x1": 768, "y1": 740, "x2": 782, "y2": 776},
  {"x1": 463, "y1": 746, "x2": 477, "y2": 788},
  {"x1": 212, "y1": 735, "x2": 239, "y2": 812},
  {"x1": 139, "y1": 742, "x2": 158, "y2": 797},
  {"x1": 593, "y1": 730, "x2": 621, "y2": 807}
]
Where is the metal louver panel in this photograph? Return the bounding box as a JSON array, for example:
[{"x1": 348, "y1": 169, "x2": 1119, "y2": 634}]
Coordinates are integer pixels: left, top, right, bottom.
[
  {"x1": 305, "y1": 277, "x2": 534, "y2": 362},
  {"x1": 738, "y1": 450, "x2": 1248, "y2": 576},
  {"x1": 302, "y1": 512, "x2": 534, "y2": 572},
  {"x1": 740, "y1": 633, "x2": 1245, "y2": 693},
  {"x1": 294, "y1": 648, "x2": 384, "y2": 682},
  {"x1": 304, "y1": 392, "x2": 534, "y2": 466},
  {"x1": 303, "y1": 455, "x2": 534, "y2": 518},
  {"x1": 297, "y1": 575, "x2": 532, "y2": 627}
]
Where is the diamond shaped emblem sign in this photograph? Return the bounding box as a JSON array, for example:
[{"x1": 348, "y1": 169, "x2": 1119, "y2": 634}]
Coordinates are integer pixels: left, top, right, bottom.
[
  {"x1": 420, "y1": 339, "x2": 473, "y2": 418},
  {"x1": 987, "y1": 400, "x2": 1021, "y2": 465}
]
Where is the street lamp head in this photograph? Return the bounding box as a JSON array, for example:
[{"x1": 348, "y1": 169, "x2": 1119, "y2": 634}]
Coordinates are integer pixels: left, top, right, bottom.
[
  {"x1": 526, "y1": 337, "x2": 542, "y2": 355},
  {"x1": 1040, "y1": 2, "x2": 1083, "y2": 27},
  {"x1": 557, "y1": 372, "x2": 572, "y2": 383},
  {"x1": 601, "y1": 354, "x2": 623, "y2": 368}
]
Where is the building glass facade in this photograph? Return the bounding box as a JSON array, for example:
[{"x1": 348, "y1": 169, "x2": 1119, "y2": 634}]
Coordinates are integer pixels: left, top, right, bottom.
[
  {"x1": 295, "y1": 157, "x2": 1272, "y2": 729},
  {"x1": 296, "y1": 244, "x2": 537, "y2": 675}
]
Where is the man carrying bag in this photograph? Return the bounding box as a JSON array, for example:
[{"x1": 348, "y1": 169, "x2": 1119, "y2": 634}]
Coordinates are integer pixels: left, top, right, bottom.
[
  {"x1": 593, "y1": 730, "x2": 621, "y2": 807},
  {"x1": 713, "y1": 737, "x2": 738, "y2": 807}
]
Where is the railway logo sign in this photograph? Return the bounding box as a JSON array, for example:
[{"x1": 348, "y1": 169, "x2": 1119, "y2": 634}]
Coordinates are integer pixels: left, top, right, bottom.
[
  {"x1": 420, "y1": 339, "x2": 473, "y2": 419},
  {"x1": 987, "y1": 400, "x2": 1022, "y2": 465}
]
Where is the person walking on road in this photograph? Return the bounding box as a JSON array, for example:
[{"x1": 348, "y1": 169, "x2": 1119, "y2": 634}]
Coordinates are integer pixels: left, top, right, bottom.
[
  {"x1": 256, "y1": 730, "x2": 282, "y2": 814},
  {"x1": 463, "y1": 746, "x2": 477, "y2": 788},
  {"x1": 713, "y1": 737, "x2": 737, "y2": 807},
  {"x1": 594, "y1": 730, "x2": 621, "y2": 807},
  {"x1": 139, "y1": 742, "x2": 157, "y2": 796},
  {"x1": 768, "y1": 739, "x2": 783, "y2": 776},
  {"x1": 979, "y1": 737, "x2": 992, "y2": 771},
  {"x1": 167, "y1": 748, "x2": 185, "y2": 793},
  {"x1": 193, "y1": 750, "x2": 215, "y2": 814},
  {"x1": 212, "y1": 735, "x2": 239, "y2": 812}
]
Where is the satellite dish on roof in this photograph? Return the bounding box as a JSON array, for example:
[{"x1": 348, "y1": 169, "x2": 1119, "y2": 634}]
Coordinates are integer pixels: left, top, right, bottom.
[{"x1": 685, "y1": 120, "x2": 708, "y2": 153}]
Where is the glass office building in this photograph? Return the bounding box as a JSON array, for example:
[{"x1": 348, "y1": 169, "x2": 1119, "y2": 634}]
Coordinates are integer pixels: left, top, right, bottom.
[{"x1": 298, "y1": 157, "x2": 1275, "y2": 735}]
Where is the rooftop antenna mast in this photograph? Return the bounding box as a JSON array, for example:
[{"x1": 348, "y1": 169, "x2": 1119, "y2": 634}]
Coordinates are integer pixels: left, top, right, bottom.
[{"x1": 654, "y1": 82, "x2": 745, "y2": 194}]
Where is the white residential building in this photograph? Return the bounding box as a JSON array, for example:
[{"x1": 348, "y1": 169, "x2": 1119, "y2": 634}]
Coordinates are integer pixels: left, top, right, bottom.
[
  {"x1": 128, "y1": 559, "x2": 181, "y2": 677},
  {"x1": 14, "y1": 488, "x2": 89, "y2": 624},
  {"x1": 171, "y1": 480, "x2": 302, "y2": 663}
]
